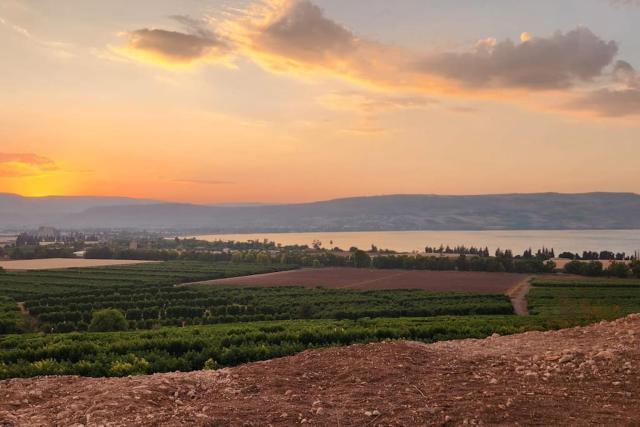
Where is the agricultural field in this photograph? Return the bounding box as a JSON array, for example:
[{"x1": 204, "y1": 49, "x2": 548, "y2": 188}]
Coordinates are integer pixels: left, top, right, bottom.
[
  {"x1": 0, "y1": 315, "x2": 578, "y2": 379},
  {"x1": 528, "y1": 277, "x2": 640, "y2": 318},
  {"x1": 0, "y1": 258, "x2": 158, "y2": 271},
  {"x1": 1, "y1": 262, "x2": 639, "y2": 380},
  {"x1": 0, "y1": 262, "x2": 295, "y2": 333},
  {"x1": 190, "y1": 267, "x2": 527, "y2": 293}
]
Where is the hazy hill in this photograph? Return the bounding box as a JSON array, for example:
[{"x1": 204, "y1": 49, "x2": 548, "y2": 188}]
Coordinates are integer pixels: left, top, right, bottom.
[{"x1": 2, "y1": 192, "x2": 640, "y2": 231}]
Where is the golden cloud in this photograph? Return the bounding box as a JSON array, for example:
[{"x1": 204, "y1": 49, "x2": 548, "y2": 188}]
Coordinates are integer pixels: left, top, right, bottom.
[
  {"x1": 115, "y1": 0, "x2": 640, "y2": 117},
  {"x1": 0, "y1": 153, "x2": 59, "y2": 178}
]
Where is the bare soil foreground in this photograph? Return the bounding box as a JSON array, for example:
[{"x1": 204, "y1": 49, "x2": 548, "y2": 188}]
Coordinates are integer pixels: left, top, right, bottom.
[
  {"x1": 0, "y1": 258, "x2": 157, "y2": 271},
  {"x1": 2, "y1": 315, "x2": 639, "y2": 426},
  {"x1": 188, "y1": 267, "x2": 526, "y2": 293}
]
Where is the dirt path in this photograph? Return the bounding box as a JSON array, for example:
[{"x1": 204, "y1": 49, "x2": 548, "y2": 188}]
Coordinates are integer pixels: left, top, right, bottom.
[
  {"x1": 2, "y1": 314, "x2": 639, "y2": 426},
  {"x1": 506, "y1": 277, "x2": 533, "y2": 316}
]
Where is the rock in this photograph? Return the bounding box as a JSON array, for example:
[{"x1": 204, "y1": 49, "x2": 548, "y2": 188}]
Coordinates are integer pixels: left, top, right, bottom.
[{"x1": 595, "y1": 350, "x2": 616, "y2": 360}]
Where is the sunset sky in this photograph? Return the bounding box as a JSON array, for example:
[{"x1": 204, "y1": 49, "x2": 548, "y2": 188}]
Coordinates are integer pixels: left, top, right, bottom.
[{"x1": 2, "y1": 0, "x2": 640, "y2": 204}]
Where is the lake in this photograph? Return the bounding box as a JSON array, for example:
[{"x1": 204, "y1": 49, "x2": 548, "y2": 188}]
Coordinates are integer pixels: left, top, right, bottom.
[{"x1": 191, "y1": 230, "x2": 640, "y2": 255}]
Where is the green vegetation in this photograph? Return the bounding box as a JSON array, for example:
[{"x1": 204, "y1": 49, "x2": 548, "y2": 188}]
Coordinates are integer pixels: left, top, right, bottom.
[
  {"x1": 563, "y1": 260, "x2": 640, "y2": 278},
  {"x1": 1, "y1": 262, "x2": 639, "y2": 380},
  {"x1": 371, "y1": 254, "x2": 556, "y2": 273},
  {"x1": 0, "y1": 261, "x2": 295, "y2": 333},
  {"x1": 529, "y1": 278, "x2": 640, "y2": 319},
  {"x1": 88, "y1": 309, "x2": 128, "y2": 332},
  {"x1": 0, "y1": 315, "x2": 581, "y2": 379},
  {"x1": 0, "y1": 296, "x2": 22, "y2": 335}
]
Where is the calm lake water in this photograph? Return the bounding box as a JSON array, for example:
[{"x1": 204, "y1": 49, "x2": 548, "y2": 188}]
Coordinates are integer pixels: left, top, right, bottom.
[{"x1": 192, "y1": 230, "x2": 640, "y2": 255}]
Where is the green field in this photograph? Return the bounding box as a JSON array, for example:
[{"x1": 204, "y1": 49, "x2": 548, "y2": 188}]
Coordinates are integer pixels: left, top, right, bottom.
[
  {"x1": 528, "y1": 278, "x2": 640, "y2": 318},
  {"x1": 0, "y1": 315, "x2": 580, "y2": 379},
  {"x1": 1, "y1": 264, "x2": 640, "y2": 379},
  {"x1": 0, "y1": 262, "x2": 513, "y2": 334},
  {"x1": 0, "y1": 262, "x2": 294, "y2": 333}
]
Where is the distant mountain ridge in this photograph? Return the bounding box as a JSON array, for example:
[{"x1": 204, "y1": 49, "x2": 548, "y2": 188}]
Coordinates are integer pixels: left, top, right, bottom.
[{"x1": 1, "y1": 192, "x2": 640, "y2": 231}]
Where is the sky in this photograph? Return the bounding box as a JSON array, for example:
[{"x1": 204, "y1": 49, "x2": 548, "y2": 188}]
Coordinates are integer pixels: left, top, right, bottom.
[{"x1": 1, "y1": 0, "x2": 640, "y2": 204}]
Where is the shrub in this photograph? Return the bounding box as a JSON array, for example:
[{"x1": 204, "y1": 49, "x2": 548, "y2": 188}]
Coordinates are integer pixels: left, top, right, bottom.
[
  {"x1": 203, "y1": 358, "x2": 219, "y2": 370},
  {"x1": 563, "y1": 260, "x2": 584, "y2": 275},
  {"x1": 88, "y1": 309, "x2": 128, "y2": 332},
  {"x1": 582, "y1": 261, "x2": 604, "y2": 277},
  {"x1": 631, "y1": 261, "x2": 640, "y2": 279},
  {"x1": 606, "y1": 262, "x2": 630, "y2": 278},
  {"x1": 352, "y1": 250, "x2": 371, "y2": 268}
]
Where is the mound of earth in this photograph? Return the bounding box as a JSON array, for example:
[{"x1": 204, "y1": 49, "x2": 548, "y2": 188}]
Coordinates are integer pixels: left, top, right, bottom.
[{"x1": 2, "y1": 315, "x2": 639, "y2": 426}]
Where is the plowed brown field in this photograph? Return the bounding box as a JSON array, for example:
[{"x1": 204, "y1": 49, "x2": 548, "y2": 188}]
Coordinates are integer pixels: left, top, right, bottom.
[{"x1": 187, "y1": 267, "x2": 527, "y2": 293}]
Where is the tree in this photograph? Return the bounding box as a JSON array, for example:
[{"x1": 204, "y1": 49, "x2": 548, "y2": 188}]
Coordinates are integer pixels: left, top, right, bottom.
[
  {"x1": 582, "y1": 261, "x2": 604, "y2": 277},
  {"x1": 89, "y1": 309, "x2": 128, "y2": 332},
  {"x1": 564, "y1": 260, "x2": 585, "y2": 275},
  {"x1": 558, "y1": 252, "x2": 575, "y2": 260},
  {"x1": 256, "y1": 252, "x2": 271, "y2": 265},
  {"x1": 231, "y1": 251, "x2": 244, "y2": 263},
  {"x1": 606, "y1": 262, "x2": 630, "y2": 278},
  {"x1": 631, "y1": 261, "x2": 640, "y2": 278},
  {"x1": 352, "y1": 250, "x2": 371, "y2": 268}
]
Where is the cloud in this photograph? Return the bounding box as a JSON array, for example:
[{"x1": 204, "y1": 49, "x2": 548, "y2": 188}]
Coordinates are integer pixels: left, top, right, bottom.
[
  {"x1": 416, "y1": 27, "x2": 618, "y2": 90},
  {"x1": 235, "y1": 2, "x2": 621, "y2": 94},
  {"x1": 566, "y1": 61, "x2": 640, "y2": 116},
  {"x1": 0, "y1": 153, "x2": 59, "y2": 177},
  {"x1": 568, "y1": 88, "x2": 640, "y2": 116},
  {"x1": 114, "y1": 0, "x2": 639, "y2": 119},
  {"x1": 0, "y1": 15, "x2": 74, "y2": 58},
  {"x1": 173, "y1": 178, "x2": 235, "y2": 185},
  {"x1": 117, "y1": 16, "x2": 230, "y2": 67},
  {"x1": 246, "y1": 0, "x2": 356, "y2": 63},
  {"x1": 319, "y1": 91, "x2": 435, "y2": 113},
  {"x1": 608, "y1": 0, "x2": 640, "y2": 6}
]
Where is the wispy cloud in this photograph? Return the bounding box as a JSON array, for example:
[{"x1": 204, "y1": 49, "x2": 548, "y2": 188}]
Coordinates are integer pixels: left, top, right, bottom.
[
  {"x1": 0, "y1": 15, "x2": 74, "y2": 58},
  {"x1": 173, "y1": 178, "x2": 235, "y2": 185},
  {"x1": 0, "y1": 153, "x2": 59, "y2": 178}
]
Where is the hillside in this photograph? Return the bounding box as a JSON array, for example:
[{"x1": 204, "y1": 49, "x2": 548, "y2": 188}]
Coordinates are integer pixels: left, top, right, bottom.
[
  {"x1": 2, "y1": 314, "x2": 638, "y2": 426},
  {"x1": 2, "y1": 192, "x2": 640, "y2": 231}
]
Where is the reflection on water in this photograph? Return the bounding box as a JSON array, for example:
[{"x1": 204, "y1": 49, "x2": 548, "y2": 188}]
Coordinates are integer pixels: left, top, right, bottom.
[{"x1": 191, "y1": 230, "x2": 640, "y2": 255}]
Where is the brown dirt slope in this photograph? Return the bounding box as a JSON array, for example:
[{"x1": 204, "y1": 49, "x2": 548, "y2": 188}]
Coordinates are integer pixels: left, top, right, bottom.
[
  {"x1": 2, "y1": 315, "x2": 639, "y2": 426},
  {"x1": 187, "y1": 267, "x2": 526, "y2": 293}
]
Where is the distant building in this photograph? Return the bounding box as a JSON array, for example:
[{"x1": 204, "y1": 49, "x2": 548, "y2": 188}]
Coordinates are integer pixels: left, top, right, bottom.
[{"x1": 129, "y1": 240, "x2": 139, "y2": 250}]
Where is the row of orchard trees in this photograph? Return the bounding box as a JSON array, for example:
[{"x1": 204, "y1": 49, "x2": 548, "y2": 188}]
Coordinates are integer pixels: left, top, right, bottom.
[
  {"x1": 563, "y1": 260, "x2": 640, "y2": 278},
  {"x1": 233, "y1": 249, "x2": 558, "y2": 273}
]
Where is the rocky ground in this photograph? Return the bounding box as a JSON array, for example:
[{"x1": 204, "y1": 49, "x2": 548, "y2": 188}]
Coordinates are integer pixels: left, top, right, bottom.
[{"x1": 1, "y1": 314, "x2": 639, "y2": 426}]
